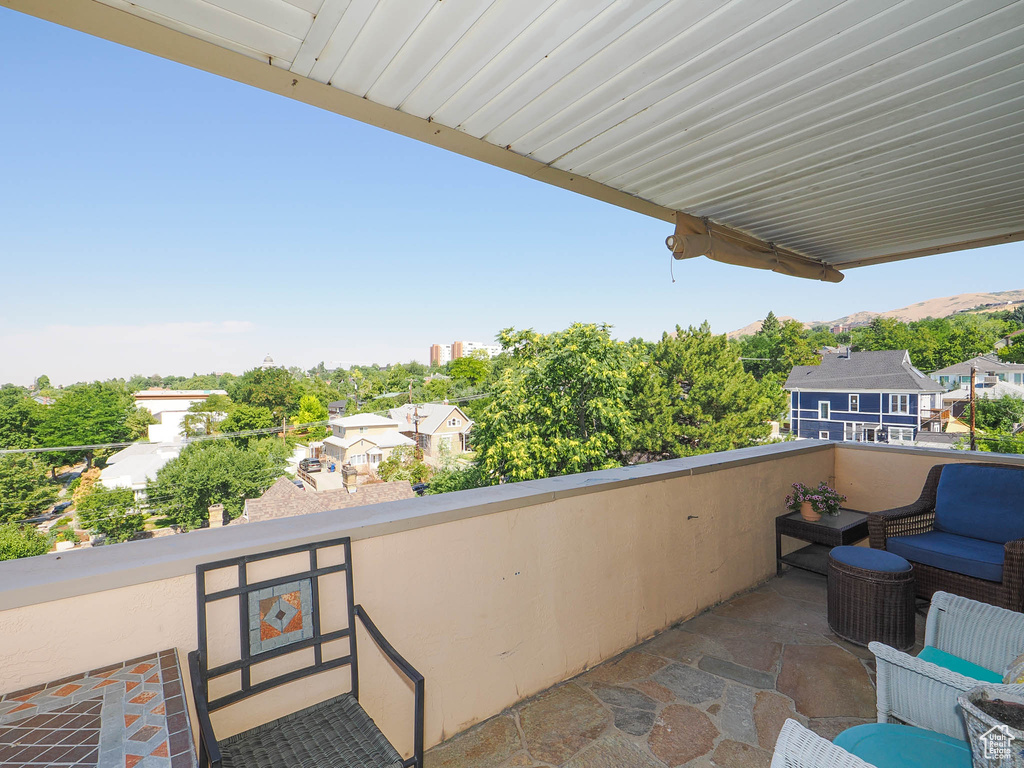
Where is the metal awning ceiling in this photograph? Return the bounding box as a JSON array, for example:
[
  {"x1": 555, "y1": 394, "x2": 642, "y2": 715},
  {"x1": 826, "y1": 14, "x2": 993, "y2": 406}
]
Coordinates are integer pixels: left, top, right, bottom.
[{"x1": 10, "y1": 0, "x2": 1024, "y2": 278}]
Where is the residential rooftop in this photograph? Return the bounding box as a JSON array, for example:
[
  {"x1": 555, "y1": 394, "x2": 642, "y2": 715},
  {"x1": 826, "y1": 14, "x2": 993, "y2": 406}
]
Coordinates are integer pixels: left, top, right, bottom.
[
  {"x1": 784, "y1": 350, "x2": 942, "y2": 392},
  {"x1": 931, "y1": 354, "x2": 1024, "y2": 377}
]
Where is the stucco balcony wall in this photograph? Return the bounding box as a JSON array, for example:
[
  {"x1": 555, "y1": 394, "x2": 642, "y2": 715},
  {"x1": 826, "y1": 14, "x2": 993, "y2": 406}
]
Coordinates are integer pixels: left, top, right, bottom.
[{"x1": 0, "y1": 440, "x2": 1014, "y2": 759}]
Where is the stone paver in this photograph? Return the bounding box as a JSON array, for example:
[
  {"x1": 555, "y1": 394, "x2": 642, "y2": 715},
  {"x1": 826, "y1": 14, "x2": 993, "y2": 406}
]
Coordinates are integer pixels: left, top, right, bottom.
[
  {"x1": 562, "y1": 732, "x2": 663, "y2": 768},
  {"x1": 424, "y1": 714, "x2": 521, "y2": 768},
  {"x1": 518, "y1": 683, "x2": 608, "y2": 765},
  {"x1": 698, "y1": 656, "x2": 775, "y2": 689},
  {"x1": 652, "y1": 664, "x2": 726, "y2": 705},
  {"x1": 711, "y1": 739, "x2": 773, "y2": 768},
  {"x1": 720, "y1": 685, "x2": 757, "y2": 745},
  {"x1": 776, "y1": 645, "x2": 876, "y2": 719},
  {"x1": 753, "y1": 690, "x2": 803, "y2": 751},
  {"x1": 424, "y1": 570, "x2": 879, "y2": 767},
  {"x1": 649, "y1": 704, "x2": 718, "y2": 766},
  {"x1": 582, "y1": 652, "x2": 667, "y2": 685}
]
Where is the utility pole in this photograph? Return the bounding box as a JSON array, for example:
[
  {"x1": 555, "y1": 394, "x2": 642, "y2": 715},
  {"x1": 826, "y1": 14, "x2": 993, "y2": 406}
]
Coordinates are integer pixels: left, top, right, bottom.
[
  {"x1": 970, "y1": 365, "x2": 977, "y2": 452},
  {"x1": 282, "y1": 416, "x2": 287, "y2": 447}
]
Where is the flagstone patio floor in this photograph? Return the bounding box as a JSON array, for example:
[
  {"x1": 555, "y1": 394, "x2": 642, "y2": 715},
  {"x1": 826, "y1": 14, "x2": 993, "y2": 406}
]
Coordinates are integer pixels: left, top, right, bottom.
[{"x1": 424, "y1": 568, "x2": 926, "y2": 768}]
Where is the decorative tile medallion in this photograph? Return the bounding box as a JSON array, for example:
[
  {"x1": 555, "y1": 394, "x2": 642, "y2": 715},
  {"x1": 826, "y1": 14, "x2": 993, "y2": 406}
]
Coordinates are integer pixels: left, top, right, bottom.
[
  {"x1": 248, "y1": 579, "x2": 314, "y2": 656},
  {"x1": 0, "y1": 650, "x2": 196, "y2": 768}
]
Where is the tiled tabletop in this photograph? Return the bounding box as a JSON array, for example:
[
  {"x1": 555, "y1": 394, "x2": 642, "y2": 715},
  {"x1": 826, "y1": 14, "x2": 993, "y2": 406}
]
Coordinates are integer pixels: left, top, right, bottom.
[{"x1": 0, "y1": 650, "x2": 195, "y2": 768}]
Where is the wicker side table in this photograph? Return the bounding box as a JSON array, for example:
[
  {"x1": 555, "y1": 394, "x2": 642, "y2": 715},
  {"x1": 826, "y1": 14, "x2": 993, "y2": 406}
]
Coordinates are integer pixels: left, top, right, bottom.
[{"x1": 828, "y1": 546, "x2": 916, "y2": 651}]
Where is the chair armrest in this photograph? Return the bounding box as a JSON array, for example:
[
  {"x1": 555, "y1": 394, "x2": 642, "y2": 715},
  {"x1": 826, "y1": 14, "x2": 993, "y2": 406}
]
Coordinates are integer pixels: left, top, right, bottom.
[
  {"x1": 354, "y1": 605, "x2": 425, "y2": 768},
  {"x1": 870, "y1": 642, "x2": 1024, "y2": 740},
  {"x1": 867, "y1": 505, "x2": 935, "y2": 549},
  {"x1": 187, "y1": 650, "x2": 223, "y2": 768},
  {"x1": 1003, "y1": 538, "x2": 1024, "y2": 613},
  {"x1": 867, "y1": 464, "x2": 943, "y2": 549},
  {"x1": 770, "y1": 719, "x2": 877, "y2": 768},
  {"x1": 927, "y1": 589, "x2": 1024, "y2": 670}
]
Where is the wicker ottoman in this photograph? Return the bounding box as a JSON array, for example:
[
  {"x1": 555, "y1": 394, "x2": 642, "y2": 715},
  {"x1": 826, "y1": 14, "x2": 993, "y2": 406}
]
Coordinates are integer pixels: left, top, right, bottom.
[{"x1": 828, "y1": 546, "x2": 916, "y2": 650}]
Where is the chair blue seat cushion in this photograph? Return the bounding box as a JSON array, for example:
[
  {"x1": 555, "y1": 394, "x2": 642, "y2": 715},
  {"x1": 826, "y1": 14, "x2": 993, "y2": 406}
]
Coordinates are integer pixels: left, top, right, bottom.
[
  {"x1": 887, "y1": 531, "x2": 1004, "y2": 582},
  {"x1": 830, "y1": 545, "x2": 911, "y2": 573},
  {"x1": 916, "y1": 645, "x2": 1003, "y2": 683},
  {"x1": 933, "y1": 464, "x2": 1024, "y2": 544},
  {"x1": 833, "y1": 723, "x2": 972, "y2": 768}
]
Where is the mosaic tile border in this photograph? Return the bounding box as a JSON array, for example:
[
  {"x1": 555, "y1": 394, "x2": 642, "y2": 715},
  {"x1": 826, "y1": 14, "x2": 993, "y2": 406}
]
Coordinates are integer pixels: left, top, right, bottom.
[
  {"x1": 247, "y1": 578, "x2": 313, "y2": 656},
  {"x1": 0, "y1": 650, "x2": 196, "y2": 768}
]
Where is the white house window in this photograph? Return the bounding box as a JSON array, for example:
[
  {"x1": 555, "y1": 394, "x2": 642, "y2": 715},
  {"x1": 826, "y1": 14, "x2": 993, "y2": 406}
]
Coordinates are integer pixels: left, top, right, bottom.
[
  {"x1": 818, "y1": 402, "x2": 830, "y2": 419},
  {"x1": 359, "y1": 427, "x2": 368, "y2": 434},
  {"x1": 350, "y1": 454, "x2": 366, "y2": 465},
  {"x1": 818, "y1": 430, "x2": 829, "y2": 440},
  {"x1": 890, "y1": 394, "x2": 910, "y2": 414},
  {"x1": 448, "y1": 418, "x2": 462, "y2": 427},
  {"x1": 890, "y1": 427, "x2": 914, "y2": 442},
  {"x1": 849, "y1": 394, "x2": 859, "y2": 412}
]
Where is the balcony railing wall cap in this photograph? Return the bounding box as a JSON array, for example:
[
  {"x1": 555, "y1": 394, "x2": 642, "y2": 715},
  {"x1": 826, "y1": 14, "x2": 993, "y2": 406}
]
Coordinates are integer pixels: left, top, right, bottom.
[{"x1": 0, "y1": 441, "x2": 839, "y2": 612}]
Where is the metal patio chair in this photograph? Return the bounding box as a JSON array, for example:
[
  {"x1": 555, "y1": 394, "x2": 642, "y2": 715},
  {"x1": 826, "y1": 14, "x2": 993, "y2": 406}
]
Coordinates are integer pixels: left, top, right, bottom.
[{"x1": 187, "y1": 537, "x2": 424, "y2": 768}]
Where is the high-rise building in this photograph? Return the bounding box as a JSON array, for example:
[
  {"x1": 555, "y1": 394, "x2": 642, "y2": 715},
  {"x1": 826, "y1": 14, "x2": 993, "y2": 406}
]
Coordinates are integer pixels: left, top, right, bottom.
[
  {"x1": 430, "y1": 344, "x2": 452, "y2": 366},
  {"x1": 431, "y1": 341, "x2": 502, "y2": 365}
]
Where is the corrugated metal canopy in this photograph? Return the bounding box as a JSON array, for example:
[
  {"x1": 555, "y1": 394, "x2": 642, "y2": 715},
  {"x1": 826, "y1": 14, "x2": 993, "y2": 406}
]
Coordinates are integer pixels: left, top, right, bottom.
[{"x1": 9, "y1": 0, "x2": 1024, "y2": 278}]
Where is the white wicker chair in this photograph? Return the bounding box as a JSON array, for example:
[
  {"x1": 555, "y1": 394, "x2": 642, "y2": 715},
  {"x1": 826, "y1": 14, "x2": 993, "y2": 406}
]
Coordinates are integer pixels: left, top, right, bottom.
[
  {"x1": 870, "y1": 591, "x2": 1024, "y2": 739},
  {"x1": 770, "y1": 719, "x2": 878, "y2": 768}
]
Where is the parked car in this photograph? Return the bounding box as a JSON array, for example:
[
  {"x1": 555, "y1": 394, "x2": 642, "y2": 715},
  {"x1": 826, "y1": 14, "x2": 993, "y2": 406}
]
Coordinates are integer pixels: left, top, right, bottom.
[
  {"x1": 299, "y1": 458, "x2": 321, "y2": 473},
  {"x1": 291, "y1": 478, "x2": 304, "y2": 489}
]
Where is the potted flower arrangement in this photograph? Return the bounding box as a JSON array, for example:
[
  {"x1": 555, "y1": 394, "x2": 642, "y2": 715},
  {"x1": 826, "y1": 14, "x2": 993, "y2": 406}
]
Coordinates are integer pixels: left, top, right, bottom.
[{"x1": 786, "y1": 482, "x2": 846, "y2": 522}]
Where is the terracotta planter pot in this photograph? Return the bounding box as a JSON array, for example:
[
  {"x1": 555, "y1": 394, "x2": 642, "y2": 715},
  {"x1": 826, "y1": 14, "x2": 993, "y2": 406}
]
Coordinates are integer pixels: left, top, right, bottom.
[{"x1": 800, "y1": 500, "x2": 821, "y2": 522}]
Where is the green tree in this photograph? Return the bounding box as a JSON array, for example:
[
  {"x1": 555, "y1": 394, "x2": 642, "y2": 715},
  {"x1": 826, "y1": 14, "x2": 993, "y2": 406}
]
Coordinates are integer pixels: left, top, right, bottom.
[
  {"x1": 229, "y1": 368, "x2": 301, "y2": 416},
  {"x1": 447, "y1": 352, "x2": 491, "y2": 386},
  {"x1": 0, "y1": 523, "x2": 51, "y2": 560},
  {"x1": 146, "y1": 439, "x2": 288, "y2": 530},
  {"x1": 425, "y1": 464, "x2": 490, "y2": 494},
  {"x1": 180, "y1": 394, "x2": 232, "y2": 438},
  {"x1": 472, "y1": 324, "x2": 637, "y2": 482},
  {"x1": 217, "y1": 404, "x2": 276, "y2": 447},
  {"x1": 75, "y1": 482, "x2": 145, "y2": 543},
  {"x1": 376, "y1": 446, "x2": 430, "y2": 483},
  {"x1": 0, "y1": 385, "x2": 45, "y2": 449},
  {"x1": 972, "y1": 396, "x2": 1024, "y2": 433},
  {"x1": 35, "y1": 382, "x2": 134, "y2": 469},
  {"x1": 739, "y1": 313, "x2": 817, "y2": 379},
  {"x1": 33, "y1": 375, "x2": 51, "y2": 391},
  {"x1": 635, "y1": 324, "x2": 785, "y2": 459},
  {"x1": 999, "y1": 336, "x2": 1024, "y2": 364},
  {"x1": 0, "y1": 455, "x2": 59, "y2": 523},
  {"x1": 126, "y1": 407, "x2": 157, "y2": 441},
  {"x1": 293, "y1": 395, "x2": 329, "y2": 440}
]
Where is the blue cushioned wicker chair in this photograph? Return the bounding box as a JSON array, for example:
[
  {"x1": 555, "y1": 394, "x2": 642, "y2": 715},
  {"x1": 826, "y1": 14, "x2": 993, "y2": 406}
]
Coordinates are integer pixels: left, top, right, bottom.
[
  {"x1": 869, "y1": 590, "x2": 1024, "y2": 740},
  {"x1": 869, "y1": 463, "x2": 1024, "y2": 611}
]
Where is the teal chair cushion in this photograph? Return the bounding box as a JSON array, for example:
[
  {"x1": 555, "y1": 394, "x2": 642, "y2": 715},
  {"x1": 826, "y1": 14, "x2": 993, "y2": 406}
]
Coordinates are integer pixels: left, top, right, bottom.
[
  {"x1": 917, "y1": 645, "x2": 1003, "y2": 683},
  {"x1": 834, "y1": 723, "x2": 972, "y2": 768}
]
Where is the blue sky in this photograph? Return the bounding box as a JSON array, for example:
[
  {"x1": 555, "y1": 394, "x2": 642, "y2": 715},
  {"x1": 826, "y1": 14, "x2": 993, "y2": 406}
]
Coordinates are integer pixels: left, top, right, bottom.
[{"x1": 1, "y1": 9, "x2": 1021, "y2": 386}]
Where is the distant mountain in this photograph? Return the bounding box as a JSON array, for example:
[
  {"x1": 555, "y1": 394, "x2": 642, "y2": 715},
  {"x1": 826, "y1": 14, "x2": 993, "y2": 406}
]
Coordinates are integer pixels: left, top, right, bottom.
[{"x1": 728, "y1": 289, "x2": 1024, "y2": 338}]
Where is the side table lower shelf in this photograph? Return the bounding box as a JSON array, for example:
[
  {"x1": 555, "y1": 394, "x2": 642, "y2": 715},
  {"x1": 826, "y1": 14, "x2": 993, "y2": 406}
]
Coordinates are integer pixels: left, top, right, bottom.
[{"x1": 779, "y1": 543, "x2": 834, "y2": 575}]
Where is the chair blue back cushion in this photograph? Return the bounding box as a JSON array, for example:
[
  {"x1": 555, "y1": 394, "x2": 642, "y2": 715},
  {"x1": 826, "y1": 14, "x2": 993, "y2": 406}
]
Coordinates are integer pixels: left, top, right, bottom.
[
  {"x1": 916, "y1": 646, "x2": 1003, "y2": 683},
  {"x1": 933, "y1": 464, "x2": 1024, "y2": 544},
  {"x1": 833, "y1": 723, "x2": 972, "y2": 768},
  {"x1": 887, "y1": 531, "x2": 1004, "y2": 583}
]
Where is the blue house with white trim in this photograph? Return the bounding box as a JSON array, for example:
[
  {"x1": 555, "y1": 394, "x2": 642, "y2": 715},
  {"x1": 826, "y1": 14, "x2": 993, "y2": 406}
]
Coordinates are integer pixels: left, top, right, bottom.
[{"x1": 785, "y1": 350, "x2": 943, "y2": 443}]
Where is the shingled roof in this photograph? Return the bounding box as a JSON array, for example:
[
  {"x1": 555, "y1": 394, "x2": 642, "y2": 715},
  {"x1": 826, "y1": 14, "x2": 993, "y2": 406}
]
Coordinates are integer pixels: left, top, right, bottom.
[
  {"x1": 785, "y1": 350, "x2": 942, "y2": 392},
  {"x1": 239, "y1": 477, "x2": 415, "y2": 524}
]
